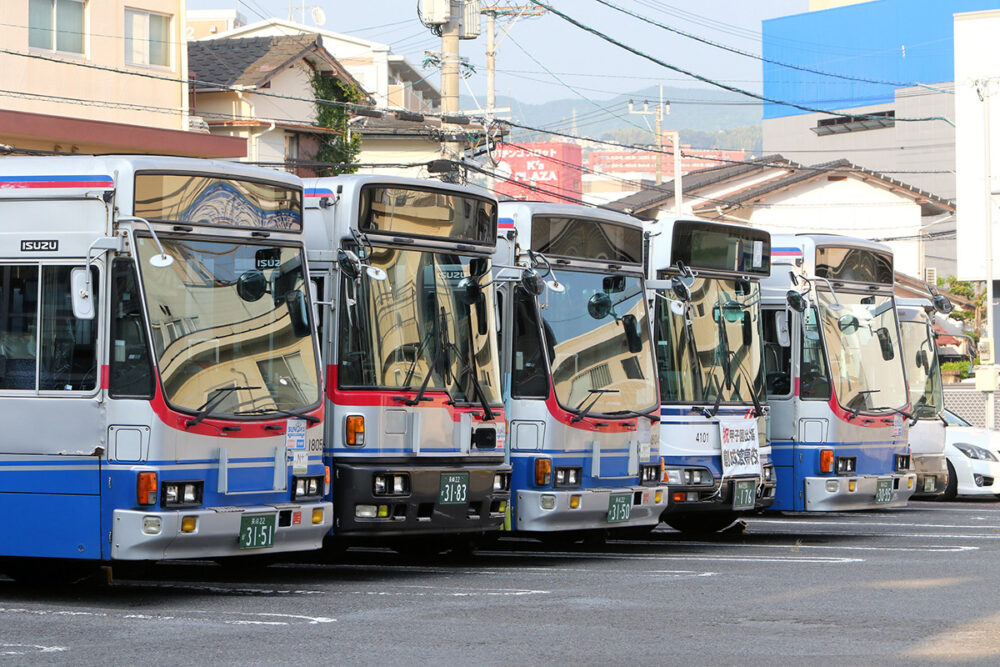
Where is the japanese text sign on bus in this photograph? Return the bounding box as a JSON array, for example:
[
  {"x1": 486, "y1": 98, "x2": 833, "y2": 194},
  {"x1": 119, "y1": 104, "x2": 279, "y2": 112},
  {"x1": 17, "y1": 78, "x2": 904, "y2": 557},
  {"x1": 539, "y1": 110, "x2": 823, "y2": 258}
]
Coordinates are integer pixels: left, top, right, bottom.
[{"x1": 718, "y1": 416, "x2": 762, "y2": 479}]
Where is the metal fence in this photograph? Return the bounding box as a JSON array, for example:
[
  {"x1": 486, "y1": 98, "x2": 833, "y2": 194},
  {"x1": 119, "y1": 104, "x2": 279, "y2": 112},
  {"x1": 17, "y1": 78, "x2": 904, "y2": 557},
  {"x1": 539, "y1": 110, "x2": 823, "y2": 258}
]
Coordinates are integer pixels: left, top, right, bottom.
[{"x1": 943, "y1": 385, "x2": 998, "y2": 429}]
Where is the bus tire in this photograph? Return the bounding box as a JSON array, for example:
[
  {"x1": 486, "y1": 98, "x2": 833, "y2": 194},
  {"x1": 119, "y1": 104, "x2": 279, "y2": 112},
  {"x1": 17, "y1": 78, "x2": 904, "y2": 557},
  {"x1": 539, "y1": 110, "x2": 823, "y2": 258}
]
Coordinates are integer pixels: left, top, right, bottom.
[
  {"x1": 664, "y1": 513, "x2": 739, "y2": 535},
  {"x1": 940, "y1": 461, "x2": 958, "y2": 501}
]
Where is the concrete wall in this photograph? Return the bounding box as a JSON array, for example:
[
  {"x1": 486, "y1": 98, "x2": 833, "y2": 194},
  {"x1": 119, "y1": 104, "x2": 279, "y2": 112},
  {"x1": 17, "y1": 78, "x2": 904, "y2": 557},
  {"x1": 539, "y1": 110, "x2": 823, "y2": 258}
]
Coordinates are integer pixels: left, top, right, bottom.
[
  {"x1": 954, "y1": 10, "x2": 1000, "y2": 282},
  {"x1": 0, "y1": 0, "x2": 187, "y2": 131}
]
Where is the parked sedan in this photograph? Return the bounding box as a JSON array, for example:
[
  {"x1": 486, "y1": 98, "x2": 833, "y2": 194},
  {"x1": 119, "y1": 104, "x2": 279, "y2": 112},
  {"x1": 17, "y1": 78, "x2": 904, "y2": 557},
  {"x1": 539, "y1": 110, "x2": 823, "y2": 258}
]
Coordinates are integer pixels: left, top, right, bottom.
[{"x1": 941, "y1": 409, "x2": 1000, "y2": 499}]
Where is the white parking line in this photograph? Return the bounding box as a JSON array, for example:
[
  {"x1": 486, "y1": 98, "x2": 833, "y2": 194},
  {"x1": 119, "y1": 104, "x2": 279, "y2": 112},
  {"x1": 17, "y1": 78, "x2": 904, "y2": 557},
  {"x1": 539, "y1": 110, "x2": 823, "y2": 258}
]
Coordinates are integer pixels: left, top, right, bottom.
[
  {"x1": 478, "y1": 549, "x2": 863, "y2": 564},
  {"x1": 0, "y1": 605, "x2": 335, "y2": 626},
  {"x1": 615, "y1": 539, "x2": 978, "y2": 553},
  {"x1": 0, "y1": 643, "x2": 67, "y2": 656},
  {"x1": 749, "y1": 518, "x2": 1000, "y2": 529},
  {"x1": 277, "y1": 562, "x2": 717, "y2": 577},
  {"x1": 346, "y1": 585, "x2": 548, "y2": 597}
]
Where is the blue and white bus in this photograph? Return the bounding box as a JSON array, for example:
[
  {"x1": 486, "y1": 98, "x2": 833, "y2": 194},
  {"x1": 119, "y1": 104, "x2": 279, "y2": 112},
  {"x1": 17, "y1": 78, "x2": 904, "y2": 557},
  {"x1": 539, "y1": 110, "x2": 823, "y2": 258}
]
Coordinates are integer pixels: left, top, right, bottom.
[
  {"x1": 760, "y1": 234, "x2": 915, "y2": 511},
  {"x1": 645, "y1": 217, "x2": 776, "y2": 533},
  {"x1": 493, "y1": 202, "x2": 667, "y2": 539},
  {"x1": 304, "y1": 175, "x2": 510, "y2": 552},
  {"x1": 0, "y1": 156, "x2": 332, "y2": 580}
]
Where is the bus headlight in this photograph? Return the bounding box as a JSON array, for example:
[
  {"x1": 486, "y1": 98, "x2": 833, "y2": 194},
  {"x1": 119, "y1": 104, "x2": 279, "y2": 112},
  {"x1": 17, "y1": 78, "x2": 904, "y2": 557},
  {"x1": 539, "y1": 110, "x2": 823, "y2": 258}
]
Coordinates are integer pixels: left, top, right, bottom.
[
  {"x1": 161, "y1": 481, "x2": 203, "y2": 507},
  {"x1": 555, "y1": 467, "x2": 582, "y2": 488},
  {"x1": 372, "y1": 473, "x2": 409, "y2": 496},
  {"x1": 639, "y1": 464, "x2": 659, "y2": 484},
  {"x1": 293, "y1": 475, "x2": 325, "y2": 500}
]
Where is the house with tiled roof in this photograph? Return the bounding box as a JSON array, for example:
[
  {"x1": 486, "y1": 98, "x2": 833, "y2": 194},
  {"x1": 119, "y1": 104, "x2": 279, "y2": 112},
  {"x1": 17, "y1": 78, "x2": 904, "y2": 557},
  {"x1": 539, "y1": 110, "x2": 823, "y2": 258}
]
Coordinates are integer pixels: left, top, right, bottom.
[
  {"x1": 606, "y1": 155, "x2": 955, "y2": 279},
  {"x1": 188, "y1": 33, "x2": 364, "y2": 175}
]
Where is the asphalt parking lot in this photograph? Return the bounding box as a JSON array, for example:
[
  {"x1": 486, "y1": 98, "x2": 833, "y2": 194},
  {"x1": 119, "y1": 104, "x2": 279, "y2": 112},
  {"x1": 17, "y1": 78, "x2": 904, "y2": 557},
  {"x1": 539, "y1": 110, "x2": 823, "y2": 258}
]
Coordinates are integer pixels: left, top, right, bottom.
[{"x1": 3, "y1": 500, "x2": 1000, "y2": 665}]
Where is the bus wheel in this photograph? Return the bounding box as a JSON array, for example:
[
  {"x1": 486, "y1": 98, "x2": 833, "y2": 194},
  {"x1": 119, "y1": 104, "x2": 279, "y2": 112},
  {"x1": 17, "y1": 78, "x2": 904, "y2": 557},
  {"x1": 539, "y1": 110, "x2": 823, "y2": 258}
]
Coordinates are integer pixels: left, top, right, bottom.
[
  {"x1": 664, "y1": 513, "x2": 739, "y2": 535},
  {"x1": 940, "y1": 461, "x2": 958, "y2": 501}
]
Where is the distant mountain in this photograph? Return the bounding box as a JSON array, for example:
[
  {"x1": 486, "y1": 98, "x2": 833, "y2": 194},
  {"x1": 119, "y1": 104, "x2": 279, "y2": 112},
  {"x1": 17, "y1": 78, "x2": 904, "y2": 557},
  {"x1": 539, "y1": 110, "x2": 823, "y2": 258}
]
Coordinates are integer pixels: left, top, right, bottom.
[{"x1": 462, "y1": 85, "x2": 762, "y2": 150}]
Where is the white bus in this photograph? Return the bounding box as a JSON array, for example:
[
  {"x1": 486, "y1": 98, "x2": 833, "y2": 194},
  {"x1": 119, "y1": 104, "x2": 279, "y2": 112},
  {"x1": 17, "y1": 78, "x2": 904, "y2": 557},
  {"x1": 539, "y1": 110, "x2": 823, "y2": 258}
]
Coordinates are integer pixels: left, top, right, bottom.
[
  {"x1": 304, "y1": 175, "x2": 510, "y2": 550},
  {"x1": 760, "y1": 234, "x2": 916, "y2": 511},
  {"x1": 493, "y1": 202, "x2": 667, "y2": 539},
  {"x1": 646, "y1": 217, "x2": 776, "y2": 533},
  {"x1": 0, "y1": 156, "x2": 331, "y2": 580}
]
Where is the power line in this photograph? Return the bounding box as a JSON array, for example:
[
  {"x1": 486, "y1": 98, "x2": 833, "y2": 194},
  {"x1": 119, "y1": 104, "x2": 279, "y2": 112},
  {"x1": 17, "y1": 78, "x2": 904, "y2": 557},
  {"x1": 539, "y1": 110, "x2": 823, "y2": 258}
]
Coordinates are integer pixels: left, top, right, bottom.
[
  {"x1": 593, "y1": 0, "x2": 931, "y2": 91},
  {"x1": 526, "y1": 1, "x2": 954, "y2": 126}
]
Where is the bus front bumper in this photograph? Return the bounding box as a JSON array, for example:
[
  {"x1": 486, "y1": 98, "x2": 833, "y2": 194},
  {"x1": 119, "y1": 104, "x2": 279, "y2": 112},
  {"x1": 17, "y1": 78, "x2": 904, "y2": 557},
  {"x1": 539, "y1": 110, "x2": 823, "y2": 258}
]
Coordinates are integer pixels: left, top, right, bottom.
[
  {"x1": 332, "y1": 463, "x2": 511, "y2": 538},
  {"x1": 662, "y1": 476, "x2": 777, "y2": 515},
  {"x1": 911, "y1": 453, "x2": 948, "y2": 499},
  {"x1": 803, "y1": 474, "x2": 916, "y2": 511},
  {"x1": 111, "y1": 502, "x2": 333, "y2": 560},
  {"x1": 514, "y1": 485, "x2": 668, "y2": 533}
]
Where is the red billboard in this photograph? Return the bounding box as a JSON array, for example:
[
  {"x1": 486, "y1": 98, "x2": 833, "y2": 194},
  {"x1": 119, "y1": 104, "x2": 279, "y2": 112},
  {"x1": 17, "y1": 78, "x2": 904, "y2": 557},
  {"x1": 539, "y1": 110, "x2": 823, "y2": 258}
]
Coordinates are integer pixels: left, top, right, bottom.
[{"x1": 494, "y1": 141, "x2": 582, "y2": 203}]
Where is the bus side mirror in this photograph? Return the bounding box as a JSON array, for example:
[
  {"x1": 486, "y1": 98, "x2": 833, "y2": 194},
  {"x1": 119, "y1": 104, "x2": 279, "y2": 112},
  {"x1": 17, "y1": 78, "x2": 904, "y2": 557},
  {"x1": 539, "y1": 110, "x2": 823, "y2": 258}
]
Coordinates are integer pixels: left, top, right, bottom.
[
  {"x1": 588, "y1": 292, "x2": 613, "y2": 320},
  {"x1": 621, "y1": 313, "x2": 643, "y2": 353},
  {"x1": 774, "y1": 311, "x2": 791, "y2": 348},
  {"x1": 455, "y1": 276, "x2": 482, "y2": 306},
  {"x1": 71, "y1": 267, "x2": 95, "y2": 320},
  {"x1": 285, "y1": 291, "x2": 311, "y2": 338},
  {"x1": 236, "y1": 269, "x2": 268, "y2": 302},
  {"x1": 786, "y1": 290, "x2": 806, "y2": 313},
  {"x1": 742, "y1": 311, "x2": 752, "y2": 347},
  {"x1": 876, "y1": 327, "x2": 894, "y2": 360},
  {"x1": 520, "y1": 267, "x2": 545, "y2": 296},
  {"x1": 932, "y1": 293, "x2": 953, "y2": 314},
  {"x1": 916, "y1": 349, "x2": 929, "y2": 372}
]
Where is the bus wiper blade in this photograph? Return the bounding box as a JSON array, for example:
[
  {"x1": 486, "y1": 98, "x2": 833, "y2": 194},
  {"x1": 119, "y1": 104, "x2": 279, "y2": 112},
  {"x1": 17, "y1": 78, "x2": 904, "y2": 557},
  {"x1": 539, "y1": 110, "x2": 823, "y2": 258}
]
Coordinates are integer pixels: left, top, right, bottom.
[
  {"x1": 846, "y1": 389, "x2": 881, "y2": 420},
  {"x1": 607, "y1": 406, "x2": 660, "y2": 421},
  {"x1": 442, "y1": 341, "x2": 495, "y2": 421},
  {"x1": 233, "y1": 407, "x2": 320, "y2": 424},
  {"x1": 186, "y1": 385, "x2": 260, "y2": 428},
  {"x1": 866, "y1": 406, "x2": 914, "y2": 421},
  {"x1": 571, "y1": 389, "x2": 620, "y2": 423}
]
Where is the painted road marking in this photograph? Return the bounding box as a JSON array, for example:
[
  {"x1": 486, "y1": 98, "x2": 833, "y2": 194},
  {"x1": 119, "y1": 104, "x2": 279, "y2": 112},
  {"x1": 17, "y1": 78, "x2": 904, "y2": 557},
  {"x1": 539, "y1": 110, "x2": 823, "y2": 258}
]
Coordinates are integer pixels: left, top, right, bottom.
[
  {"x1": 748, "y1": 518, "x2": 1000, "y2": 529},
  {"x1": 0, "y1": 644, "x2": 67, "y2": 656},
  {"x1": 279, "y1": 562, "x2": 716, "y2": 577},
  {"x1": 0, "y1": 606, "x2": 334, "y2": 626},
  {"x1": 478, "y1": 549, "x2": 863, "y2": 564},
  {"x1": 612, "y1": 539, "x2": 978, "y2": 553}
]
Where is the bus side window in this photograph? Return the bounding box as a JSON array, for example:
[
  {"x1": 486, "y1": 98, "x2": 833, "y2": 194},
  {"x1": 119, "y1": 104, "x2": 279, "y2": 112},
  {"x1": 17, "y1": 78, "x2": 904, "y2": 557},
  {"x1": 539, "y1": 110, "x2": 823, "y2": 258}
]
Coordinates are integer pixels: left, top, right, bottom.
[
  {"x1": 0, "y1": 265, "x2": 40, "y2": 390},
  {"x1": 40, "y1": 265, "x2": 99, "y2": 391},
  {"x1": 761, "y1": 309, "x2": 791, "y2": 396},
  {"x1": 512, "y1": 289, "x2": 548, "y2": 399},
  {"x1": 800, "y1": 308, "x2": 832, "y2": 401},
  {"x1": 109, "y1": 259, "x2": 154, "y2": 399}
]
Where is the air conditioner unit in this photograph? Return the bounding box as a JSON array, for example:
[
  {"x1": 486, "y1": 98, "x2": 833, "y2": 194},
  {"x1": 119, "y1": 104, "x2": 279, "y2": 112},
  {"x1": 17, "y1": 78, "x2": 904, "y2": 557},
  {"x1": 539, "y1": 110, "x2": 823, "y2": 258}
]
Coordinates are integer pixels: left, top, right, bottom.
[
  {"x1": 925, "y1": 267, "x2": 938, "y2": 286},
  {"x1": 421, "y1": 0, "x2": 450, "y2": 25},
  {"x1": 459, "y1": 0, "x2": 481, "y2": 39}
]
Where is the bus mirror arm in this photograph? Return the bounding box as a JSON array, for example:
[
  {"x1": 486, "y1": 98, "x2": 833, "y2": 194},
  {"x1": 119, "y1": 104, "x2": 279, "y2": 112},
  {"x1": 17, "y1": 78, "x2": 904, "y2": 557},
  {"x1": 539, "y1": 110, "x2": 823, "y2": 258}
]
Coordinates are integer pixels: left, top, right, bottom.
[{"x1": 75, "y1": 235, "x2": 124, "y2": 320}]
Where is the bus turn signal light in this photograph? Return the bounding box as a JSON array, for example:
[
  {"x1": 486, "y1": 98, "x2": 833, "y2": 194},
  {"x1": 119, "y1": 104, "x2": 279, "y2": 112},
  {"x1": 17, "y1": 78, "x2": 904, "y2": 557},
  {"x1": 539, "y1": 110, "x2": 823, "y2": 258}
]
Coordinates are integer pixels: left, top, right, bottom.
[
  {"x1": 535, "y1": 458, "x2": 552, "y2": 486},
  {"x1": 820, "y1": 449, "x2": 834, "y2": 474},
  {"x1": 137, "y1": 472, "x2": 158, "y2": 506},
  {"x1": 345, "y1": 415, "x2": 365, "y2": 446}
]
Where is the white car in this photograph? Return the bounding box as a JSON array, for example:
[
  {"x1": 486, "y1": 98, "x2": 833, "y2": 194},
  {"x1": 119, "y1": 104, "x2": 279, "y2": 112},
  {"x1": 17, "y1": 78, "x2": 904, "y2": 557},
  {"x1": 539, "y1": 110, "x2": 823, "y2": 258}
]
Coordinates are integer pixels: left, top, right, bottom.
[{"x1": 942, "y1": 409, "x2": 1000, "y2": 499}]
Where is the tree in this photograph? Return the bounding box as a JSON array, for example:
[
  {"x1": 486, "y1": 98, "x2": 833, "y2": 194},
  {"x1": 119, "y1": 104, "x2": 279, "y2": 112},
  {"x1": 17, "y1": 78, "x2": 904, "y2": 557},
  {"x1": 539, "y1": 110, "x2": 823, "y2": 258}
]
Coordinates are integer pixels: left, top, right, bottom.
[
  {"x1": 311, "y1": 74, "x2": 364, "y2": 176},
  {"x1": 942, "y1": 276, "x2": 986, "y2": 332}
]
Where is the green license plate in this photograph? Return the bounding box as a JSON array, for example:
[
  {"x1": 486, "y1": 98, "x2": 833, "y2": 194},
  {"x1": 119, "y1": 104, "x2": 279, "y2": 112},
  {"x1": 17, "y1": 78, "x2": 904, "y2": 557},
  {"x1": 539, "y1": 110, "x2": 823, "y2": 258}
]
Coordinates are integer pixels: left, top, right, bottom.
[
  {"x1": 732, "y1": 479, "x2": 757, "y2": 510},
  {"x1": 875, "y1": 479, "x2": 894, "y2": 504},
  {"x1": 239, "y1": 513, "x2": 275, "y2": 550},
  {"x1": 607, "y1": 493, "x2": 632, "y2": 523},
  {"x1": 439, "y1": 472, "x2": 469, "y2": 505}
]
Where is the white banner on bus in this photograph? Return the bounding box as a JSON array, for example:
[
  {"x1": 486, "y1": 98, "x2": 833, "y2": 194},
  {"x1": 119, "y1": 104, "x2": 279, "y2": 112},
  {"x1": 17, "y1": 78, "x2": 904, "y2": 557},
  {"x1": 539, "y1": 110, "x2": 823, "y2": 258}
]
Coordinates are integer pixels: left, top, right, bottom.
[{"x1": 718, "y1": 416, "x2": 762, "y2": 479}]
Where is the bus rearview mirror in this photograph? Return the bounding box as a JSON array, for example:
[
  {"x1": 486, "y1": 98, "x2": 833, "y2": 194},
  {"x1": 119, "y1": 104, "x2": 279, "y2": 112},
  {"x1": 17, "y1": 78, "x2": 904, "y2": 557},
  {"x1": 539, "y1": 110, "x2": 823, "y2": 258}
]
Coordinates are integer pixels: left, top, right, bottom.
[{"x1": 71, "y1": 267, "x2": 95, "y2": 320}]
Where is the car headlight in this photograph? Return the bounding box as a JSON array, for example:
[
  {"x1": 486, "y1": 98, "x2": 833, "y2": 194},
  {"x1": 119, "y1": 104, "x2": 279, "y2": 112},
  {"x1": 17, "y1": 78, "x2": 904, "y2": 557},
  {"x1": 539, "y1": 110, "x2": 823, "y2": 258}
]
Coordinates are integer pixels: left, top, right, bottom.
[{"x1": 954, "y1": 442, "x2": 998, "y2": 461}]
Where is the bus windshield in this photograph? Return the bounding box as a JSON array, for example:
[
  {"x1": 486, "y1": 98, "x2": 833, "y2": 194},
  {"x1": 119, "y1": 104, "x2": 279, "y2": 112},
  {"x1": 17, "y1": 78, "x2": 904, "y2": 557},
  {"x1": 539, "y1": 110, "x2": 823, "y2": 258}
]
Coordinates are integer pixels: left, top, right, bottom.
[
  {"x1": 816, "y1": 290, "x2": 907, "y2": 414},
  {"x1": 900, "y1": 317, "x2": 943, "y2": 419},
  {"x1": 539, "y1": 270, "x2": 657, "y2": 415},
  {"x1": 136, "y1": 237, "x2": 320, "y2": 417},
  {"x1": 655, "y1": 277, "x2": 763, "y2": 405},
  {"x1": 338, "y1": 247, "x2": 501, "y2": 406}
]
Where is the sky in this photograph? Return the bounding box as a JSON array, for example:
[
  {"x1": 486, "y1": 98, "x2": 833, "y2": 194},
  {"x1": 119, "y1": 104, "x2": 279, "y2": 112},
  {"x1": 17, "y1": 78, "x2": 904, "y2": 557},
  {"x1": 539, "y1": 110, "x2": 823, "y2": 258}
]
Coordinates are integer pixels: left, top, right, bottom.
[{"x1": 186, "y1": 0, "x2": 809, "y2": 107}]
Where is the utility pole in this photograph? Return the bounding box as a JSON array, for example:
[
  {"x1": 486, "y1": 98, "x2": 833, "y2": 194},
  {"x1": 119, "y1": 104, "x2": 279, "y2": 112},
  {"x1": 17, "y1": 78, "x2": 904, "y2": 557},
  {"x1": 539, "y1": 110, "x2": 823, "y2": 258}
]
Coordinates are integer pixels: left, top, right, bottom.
[
  {"x1": 440, "y1": 1, "x2": 462, "y2": 163},
  {"x1": 628, "y1": 90, "x2": 682, "y2": 214},
  {"x1": 980, "y1": 79, "x2": 997, "y2": 430}
]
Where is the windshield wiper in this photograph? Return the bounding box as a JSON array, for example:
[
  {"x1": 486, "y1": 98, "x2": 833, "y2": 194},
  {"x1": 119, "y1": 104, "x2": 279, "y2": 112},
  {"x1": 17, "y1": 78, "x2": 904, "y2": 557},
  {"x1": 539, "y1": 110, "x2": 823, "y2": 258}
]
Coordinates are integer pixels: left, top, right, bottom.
[
  {"x1": 607, "y1": 406, "x2": 660, "y2": 421},
  {"x1": 233, "y1": 407, "x2": 320, "y2": 424},
  {"x1": 186, "y1": 385, "x2": 260, "y2": 428},
  {"x1": 865, "y1": 406, "x2": 914, "y2": 421},
  {"x1": 571, "y1": 388, "x2": 620, "y2": 423},
  {"x1": 439, "y1": 340, "x2": 495, "y2": 421},
  {"x1": 846, "y1": 389, "x2": 880, "y2": 420}
]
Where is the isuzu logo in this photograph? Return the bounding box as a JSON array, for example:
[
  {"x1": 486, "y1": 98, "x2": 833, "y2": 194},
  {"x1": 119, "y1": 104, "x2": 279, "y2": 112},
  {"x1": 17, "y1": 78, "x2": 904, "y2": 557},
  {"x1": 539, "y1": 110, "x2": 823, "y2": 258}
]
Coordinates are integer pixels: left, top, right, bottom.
[{"x1": 21, "y1": 240, "x2": 58, "y2": 251}]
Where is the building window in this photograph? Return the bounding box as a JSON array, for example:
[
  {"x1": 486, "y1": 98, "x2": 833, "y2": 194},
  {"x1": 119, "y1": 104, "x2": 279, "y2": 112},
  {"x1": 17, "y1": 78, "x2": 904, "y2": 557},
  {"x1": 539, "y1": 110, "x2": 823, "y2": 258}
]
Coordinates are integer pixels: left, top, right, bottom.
[
  {"x1": 125, "y1": 8, "x2": 170, "y2": 67},
  {"x1": 812, "y1": 111, "x2": 895, "y2": 136},
  {"x1": 29, "y1": 0, "x2": 85, "y2": 54}
]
